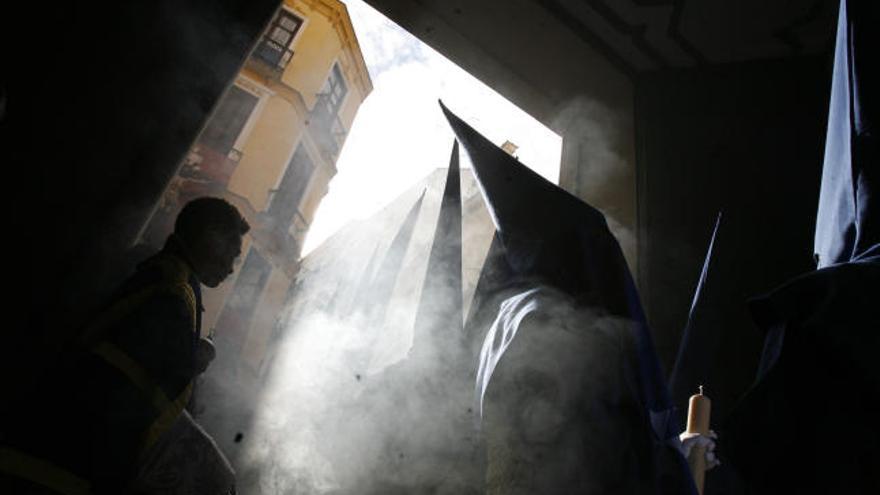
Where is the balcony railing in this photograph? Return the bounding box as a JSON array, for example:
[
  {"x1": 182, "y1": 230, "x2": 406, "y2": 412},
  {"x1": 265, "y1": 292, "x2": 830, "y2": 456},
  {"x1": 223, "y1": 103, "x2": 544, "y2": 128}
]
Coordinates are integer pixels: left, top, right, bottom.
[
  {"x1": 251, "y1": 36, "x2": 294, "y2": 73},
  {"x1": 291, "y1": 209, "x2": 310, "y2": 243},
  {"x1": 310, "y1": 95, "x2": 347, "y2": 162},
  {"x1": 180, "y1": 145, "x2": 242, "y2": 186},
  {"x1": 255, "y1": 208, "x2": 309, "y2": 274}
]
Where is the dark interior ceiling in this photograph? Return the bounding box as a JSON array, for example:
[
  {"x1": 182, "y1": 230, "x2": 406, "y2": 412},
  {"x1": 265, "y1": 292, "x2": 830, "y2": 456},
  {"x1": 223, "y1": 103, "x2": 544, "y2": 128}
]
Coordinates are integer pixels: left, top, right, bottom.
[{"x1": 537, "y1": 0, "x2": 837, "y2": 75}]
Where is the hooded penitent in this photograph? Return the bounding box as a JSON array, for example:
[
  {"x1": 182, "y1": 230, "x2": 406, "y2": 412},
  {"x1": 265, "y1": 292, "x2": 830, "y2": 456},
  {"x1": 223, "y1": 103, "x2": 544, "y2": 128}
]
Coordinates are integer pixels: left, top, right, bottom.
[
  {"x1": 440, "y1": 102, "x2": 695, "y2": 494},
  {"x1": 361, "y1": 189, "x2": 426, "y2": 326},
  {"x1": 814, "y1": 0, "x2": 879, "y2": 266},
  {"x1": 725, "y1": 2, "x2": 880, "y2": 493},
  {"x1": 410, "y1": 141, "x2": 464, "y2": 363},
  {"x1": 341, "y1": 150, "x2": 481, "y2": 494}
]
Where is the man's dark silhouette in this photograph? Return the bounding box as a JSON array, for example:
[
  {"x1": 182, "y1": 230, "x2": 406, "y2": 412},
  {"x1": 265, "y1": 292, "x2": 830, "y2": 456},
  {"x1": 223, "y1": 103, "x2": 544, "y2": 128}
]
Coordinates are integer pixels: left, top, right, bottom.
[{"x1": 1, "y1": 197, "x2": 249, "y2": 495}]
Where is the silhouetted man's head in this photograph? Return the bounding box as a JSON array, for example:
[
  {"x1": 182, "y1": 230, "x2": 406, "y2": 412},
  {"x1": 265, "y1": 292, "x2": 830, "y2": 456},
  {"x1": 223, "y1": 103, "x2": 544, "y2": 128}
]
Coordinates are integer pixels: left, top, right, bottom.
[{"x1": 174, "y1": 197, "x2": 250, "y2": 287}]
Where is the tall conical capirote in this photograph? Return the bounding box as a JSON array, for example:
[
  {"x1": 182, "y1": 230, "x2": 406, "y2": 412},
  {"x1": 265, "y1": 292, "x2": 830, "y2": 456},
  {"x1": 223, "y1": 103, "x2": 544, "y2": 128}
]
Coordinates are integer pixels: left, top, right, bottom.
[
  {"x1": 669, "y1": 212, "x2": 723, "y2": 411},
  {"x1": 814, "y1": 0, "x2": 880, "y2": 266},
  {"x1": 439, "y1": 101, "x2": 676, "y2": 432},
  {"x1": 438, "y1": 101, "x2": 644, "y2": 319},
  {"x1": 366, "y1": 189, "x2": 426, "y2": 326},
  {"x1": 463, "y1": 233, "x2": 515, "y2": 335},
  {"x1": 411, "y1": 141, "x2": 464, "y2": 362},
  {"x1": 348, "y1": 243, "x2": 381, "y2": 315}
]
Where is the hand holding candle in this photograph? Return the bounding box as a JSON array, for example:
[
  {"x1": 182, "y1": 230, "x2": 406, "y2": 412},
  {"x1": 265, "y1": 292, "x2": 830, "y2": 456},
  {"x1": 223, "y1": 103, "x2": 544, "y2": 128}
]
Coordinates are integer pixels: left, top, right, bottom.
[{"x1": 684, "y1": 386, "x2": 715, "y2": 494}]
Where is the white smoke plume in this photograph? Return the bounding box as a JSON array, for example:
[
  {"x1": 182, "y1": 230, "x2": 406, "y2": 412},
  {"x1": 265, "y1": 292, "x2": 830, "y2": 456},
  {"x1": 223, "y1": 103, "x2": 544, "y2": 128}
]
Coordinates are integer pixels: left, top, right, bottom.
[
  {"x1": 204, "y1": 170, "x2": 488, "y2": 494},
  {"x1": 552, "y1": 96, "x2": 638, "y2": 272}
]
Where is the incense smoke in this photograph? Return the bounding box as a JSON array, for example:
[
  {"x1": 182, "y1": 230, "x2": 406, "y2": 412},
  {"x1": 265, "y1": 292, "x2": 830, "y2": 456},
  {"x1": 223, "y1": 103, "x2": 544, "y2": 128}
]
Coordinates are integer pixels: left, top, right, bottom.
[
  {"x1": 202, "y1": 172, "x2": 488, "y2": 494},
  {"x1": 552, "y1": 96, "x2": 637, "y2": 270},
  {"x1": 202, "y1": 161, "x2": 639, "y2": 494}
]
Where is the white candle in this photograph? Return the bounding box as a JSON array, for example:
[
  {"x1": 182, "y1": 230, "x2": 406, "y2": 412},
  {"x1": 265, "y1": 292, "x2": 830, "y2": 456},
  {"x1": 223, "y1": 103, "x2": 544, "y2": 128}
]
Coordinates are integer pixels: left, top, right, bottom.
[{"x1": 686, "y1": 386, "x2": 712, "y2": 494}]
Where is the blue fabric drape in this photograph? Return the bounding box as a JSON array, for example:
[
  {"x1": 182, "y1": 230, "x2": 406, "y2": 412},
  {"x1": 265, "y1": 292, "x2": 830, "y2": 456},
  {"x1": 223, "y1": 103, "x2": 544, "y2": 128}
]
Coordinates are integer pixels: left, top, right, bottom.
[{"x1": 815, "y1": 0, "x2": 879, "y2": 266}]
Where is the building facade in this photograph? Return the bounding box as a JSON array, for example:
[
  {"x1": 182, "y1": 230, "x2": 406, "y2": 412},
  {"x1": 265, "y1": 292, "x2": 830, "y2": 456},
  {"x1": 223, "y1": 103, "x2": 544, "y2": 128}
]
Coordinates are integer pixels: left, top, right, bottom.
[{"x1": 141, "y1": 0, "x2": 372, "y2": 376}]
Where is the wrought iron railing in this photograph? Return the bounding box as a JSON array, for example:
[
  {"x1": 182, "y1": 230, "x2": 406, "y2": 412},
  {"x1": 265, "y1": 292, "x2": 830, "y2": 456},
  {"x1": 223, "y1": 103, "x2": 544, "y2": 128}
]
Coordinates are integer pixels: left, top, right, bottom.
[
  {"x1": 252, "y1": 35, "x2": 295, "y2": 72},
  {"x1": 257, "y1": 207, "x2": 309, "y2": 263},
  {"x1": 179, "y1": 145, "x2": 243, "y2": 185}
]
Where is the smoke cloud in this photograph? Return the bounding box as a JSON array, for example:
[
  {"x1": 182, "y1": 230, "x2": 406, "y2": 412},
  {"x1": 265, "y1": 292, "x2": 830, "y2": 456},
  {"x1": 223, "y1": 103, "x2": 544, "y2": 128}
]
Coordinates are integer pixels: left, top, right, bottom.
[
  {"x1": 197, "y1": 159, "x2": 664, "y2": 494},
  {"x1": 552, "y1": 96, "x2": 638, "y2": 271},
  {"x1": 196, "y1": 170, "x2": 488, "y2": 494}
]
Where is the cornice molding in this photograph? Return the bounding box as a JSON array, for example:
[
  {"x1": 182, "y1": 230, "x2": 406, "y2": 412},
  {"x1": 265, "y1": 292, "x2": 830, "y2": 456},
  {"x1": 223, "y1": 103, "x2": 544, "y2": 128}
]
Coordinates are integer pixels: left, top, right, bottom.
[{"x1": 293, "y1": 0, "x2": 373, "y2": 96}]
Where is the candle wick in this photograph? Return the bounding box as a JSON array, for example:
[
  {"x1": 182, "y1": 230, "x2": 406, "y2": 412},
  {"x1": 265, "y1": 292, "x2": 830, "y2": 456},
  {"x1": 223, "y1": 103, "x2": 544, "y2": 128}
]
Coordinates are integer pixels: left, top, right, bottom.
[{"x1": 699, "y1": 385, "x2": 704, "y2": 395}]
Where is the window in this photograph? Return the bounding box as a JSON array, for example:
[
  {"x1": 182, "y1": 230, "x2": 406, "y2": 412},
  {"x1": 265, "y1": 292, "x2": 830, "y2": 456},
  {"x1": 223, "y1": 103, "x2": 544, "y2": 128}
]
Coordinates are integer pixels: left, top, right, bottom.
[
  {"x1": 314, "y1": 63, "x2": 348, "y2": 123},
  {"x1": 267, "y1": 144, "x2": 316, "y2": 229},
  {"x1": 253, "y1": 9, "x2": 302, "y2": 70},
  {"x1": 200, "y1": 85, "x2": 259, "y2": 155},
  {"x1": 310, "y1": 64, "x2": 349, "y2": 160}
]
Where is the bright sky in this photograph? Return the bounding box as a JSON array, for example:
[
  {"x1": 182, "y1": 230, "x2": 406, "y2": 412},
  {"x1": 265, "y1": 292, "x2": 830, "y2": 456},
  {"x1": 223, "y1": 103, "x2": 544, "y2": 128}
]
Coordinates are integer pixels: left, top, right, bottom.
[{"x1": 301, "y1": 0, "x2": 562, "y2": 255}]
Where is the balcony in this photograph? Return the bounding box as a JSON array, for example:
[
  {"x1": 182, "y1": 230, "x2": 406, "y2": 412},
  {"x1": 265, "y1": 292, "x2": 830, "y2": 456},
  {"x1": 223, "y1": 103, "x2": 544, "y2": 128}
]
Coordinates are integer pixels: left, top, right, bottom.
[
  {"x1": 180, "y1": 144, "x2": 243, "y2": 186},
  {"x1": 250, "y1": 35, "x2": 295, "y2": 75},
  {"x1": 257, "y1": 208, "x2": 309, "y2": 276}
]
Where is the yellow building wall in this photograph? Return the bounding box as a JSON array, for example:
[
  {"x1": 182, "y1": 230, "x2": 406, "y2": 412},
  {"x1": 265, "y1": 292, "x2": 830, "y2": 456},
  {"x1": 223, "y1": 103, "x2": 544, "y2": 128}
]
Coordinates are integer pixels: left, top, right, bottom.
[
  {"x1": 283, "y1": 1, "x2": 343, "y2": 111},
  {"x1": 227, "y1": 0, "x2": 370, "y2": 219},
  {"x1": 228, "y1": 95, "x2": 304, "y2": 211},
  {"x1": 197, "y1": 0, "x2": 371, "y2": 372}
]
